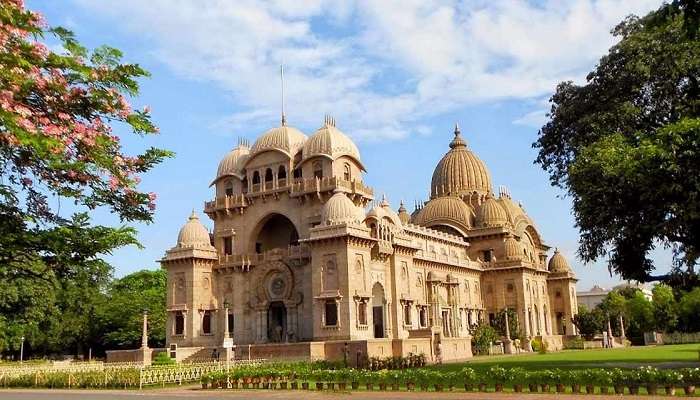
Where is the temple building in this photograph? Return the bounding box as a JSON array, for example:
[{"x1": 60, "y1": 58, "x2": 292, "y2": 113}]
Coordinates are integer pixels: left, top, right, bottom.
[{"x1": 160, "y1": 117, "x2": 578, "y2": 363}]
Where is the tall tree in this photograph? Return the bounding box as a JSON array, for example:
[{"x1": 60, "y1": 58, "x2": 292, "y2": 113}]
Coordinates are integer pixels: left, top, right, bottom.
[
  {"x1": 651, "y1": 284, "x2": 678, "y2": 332},
  {"x1": 96, "y1": 269, "x2": 167, "y2": 351},
  {"x1": 533, "y1": 0, "x2": 700, "y2": 285},
  {"x1": 0, "y1": 0, "x2": 172, "y2": 356}
]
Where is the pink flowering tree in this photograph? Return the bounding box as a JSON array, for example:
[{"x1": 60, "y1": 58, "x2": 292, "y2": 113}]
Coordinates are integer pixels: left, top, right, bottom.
[{"x1": 0, "y1": 1, "x2": 172, "y2": 354}]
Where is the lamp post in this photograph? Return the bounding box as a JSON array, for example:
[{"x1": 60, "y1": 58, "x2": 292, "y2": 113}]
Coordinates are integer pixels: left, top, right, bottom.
[{"x1": 20, "y1": 336, "x2": 25, "y2": 363}]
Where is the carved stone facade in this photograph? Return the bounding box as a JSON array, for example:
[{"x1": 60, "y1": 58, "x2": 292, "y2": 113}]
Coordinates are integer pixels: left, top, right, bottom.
[{"x1": 160, "y1": 119, "x2": 578, "y2": 362}]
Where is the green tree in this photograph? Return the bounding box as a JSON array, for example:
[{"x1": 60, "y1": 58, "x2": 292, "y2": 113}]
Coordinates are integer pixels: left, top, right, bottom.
[
  {"x1": 533, "y1": 0, "x2": 700, "y2": 284},
  {"x1": 651, "y1": 284, "x2": 678, "y2": 332},
  {"x1": 0, "y1": 1, "x2": 172, "y2": 356},
  {"x1": 492, "y1": 308, "x2": 520, "y2": 340},
  {"x1": 96, "y1": 269, "x2": 167, "y2": 350},
  {"x1": 572, "y1": 305, "x2": 606, "y2": 340},
  {"x1": 624, "y1": 290, "x2": 655, "y2": 342},
  {"x1": 677, "y1": 287, "x2": 700, "y2": 332}
]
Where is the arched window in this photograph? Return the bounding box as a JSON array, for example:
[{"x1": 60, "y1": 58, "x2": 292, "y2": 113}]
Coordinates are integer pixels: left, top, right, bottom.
[
  {"x1": 313, "y1": 161, "x2": 323, "y2": 179},
  {"x1": 174, "y1": 311, "x2": 184, "y2": 335},
  {"x1": 293, "y1": 168, "x2": 302, "y2": 179},
  {"x1": 264, "y1": 168, "x2": 273, "y2": 182},
  {"x1": 252, "y1": 171, "x2": 260, "y2": 184},
  {"x1": 278, "y1": 165, "x2": 286, "y2": 180},
  {"x1": 242, "y1": 177, "x2": 248, "y2": 193},
  {"x1": 343, "y1": 163, "x2": 351, "y2": 181},
  {"x1": 225, "y1": 179, "x2": 234, "y2": 196},
  {"x1": 202, "y1": 310, "x2": 212, "y2": 335}
]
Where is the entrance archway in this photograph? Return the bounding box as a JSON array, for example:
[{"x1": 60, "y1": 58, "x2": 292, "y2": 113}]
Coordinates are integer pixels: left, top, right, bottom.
[
  {"x1": 254, "y1": 214, "x2": 299, "y2": 253},
  {"x1": 372, "y1": 282, "x2": 385, "y2": 338},
  {"x1": 267, "y1": 301, "x2": 287, "y2": 342}
]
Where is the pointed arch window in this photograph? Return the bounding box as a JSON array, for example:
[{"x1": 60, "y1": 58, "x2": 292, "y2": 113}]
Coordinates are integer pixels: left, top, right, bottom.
[
  {"x1": 277, "y1": 165, "x2": 287, "y2": 186},
  {"x1": 343, "y1": 163, "x2": 351, "y2": 181}
]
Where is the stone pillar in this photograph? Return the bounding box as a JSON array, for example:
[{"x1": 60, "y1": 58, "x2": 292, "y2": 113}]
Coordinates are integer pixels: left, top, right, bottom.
[
  {"x1": 141, "y1": 310, "x2": 149, "y2": 349},
  {"x1": 503, "y1": 310, "x2": 514, "y2": 354},
  {"x1": 619, "y1": 315, "x2": 626, "y2": 340}
]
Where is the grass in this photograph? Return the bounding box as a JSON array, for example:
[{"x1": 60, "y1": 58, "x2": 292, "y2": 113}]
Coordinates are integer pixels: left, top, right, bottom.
[{"x1": 430, "y1": 344, "x2": 700, "y2": 372}]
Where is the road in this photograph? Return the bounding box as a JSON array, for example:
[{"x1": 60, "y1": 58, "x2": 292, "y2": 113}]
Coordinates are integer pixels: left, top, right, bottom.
[{"x1": 0, "y1": 387, "x2": 678, "y2": 400}]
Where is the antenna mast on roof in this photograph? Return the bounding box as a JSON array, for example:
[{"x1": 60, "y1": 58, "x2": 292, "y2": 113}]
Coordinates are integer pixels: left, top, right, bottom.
[{"x1": 280, "y1": 65, "x2": 286, "y2": 126}]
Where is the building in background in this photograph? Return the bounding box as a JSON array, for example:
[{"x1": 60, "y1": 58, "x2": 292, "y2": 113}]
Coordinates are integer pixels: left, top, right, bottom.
[
  {"x1": 577, "y1": 282, "x2": 652, "y2": 310},
  {"x1": 158, "y1": 117, "x2": 579, "y2": 363}
]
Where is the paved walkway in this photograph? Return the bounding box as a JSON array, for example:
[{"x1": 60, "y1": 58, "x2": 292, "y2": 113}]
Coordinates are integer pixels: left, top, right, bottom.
[{"x1": 0, "y1": 387, "x2": 682, "y2": 400}]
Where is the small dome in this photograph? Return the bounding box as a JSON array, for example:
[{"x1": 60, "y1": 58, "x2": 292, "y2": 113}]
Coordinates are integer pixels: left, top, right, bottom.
[
  {"x1": 548, "y1": 249, "x2": 571, "y2": 273},
  {"x1": 322, "y1": 191, "x2": 362, "y2": 225},
  {"x1": 397, "y1": 201, "x2": 410, "y2": 225},
  {"x1": 503, "y1": 236, "x2": 523, "y2": 261},
  {"x1": 177, "y1": 211, "x2": 212, "y2": 248},
  {"x1": 412, "y1": 196, "x2": 472, "y2": 234},
  {"x1": 431, "y1": 125, "x2": 491, "y2": 198},
  {"x1": 250, "y1": 124, "x2": 307, "y2": 157},
  {"x1": 301, "y1": 117, "x2": 364, "y2": 169},
  {"x1": 475, "y1": 195, "x2": 508, "y2": 228},
  {"x1": 497, "y1": 194, "x2": 533, "y2": 227},
  {"x1": 213, "y1": 145, "x2": 249, "y2": 184}
]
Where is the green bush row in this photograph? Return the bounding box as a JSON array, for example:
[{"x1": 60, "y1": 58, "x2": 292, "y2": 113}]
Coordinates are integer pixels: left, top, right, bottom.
[
  {"x1": 0, "y1": 369, "x2": 141, "y2": 389},
  {"x1": 203, "y1": 365, "x2": 700, "y2": 392}
]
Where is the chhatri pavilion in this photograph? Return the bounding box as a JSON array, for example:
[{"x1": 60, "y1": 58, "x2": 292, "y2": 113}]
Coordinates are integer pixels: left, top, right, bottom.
[{"x1": 159, "y1": 116, "x2": 578, "y2": 363}]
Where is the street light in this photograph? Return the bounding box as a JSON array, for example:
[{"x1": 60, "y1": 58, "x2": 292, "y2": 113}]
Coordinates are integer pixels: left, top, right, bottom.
[{"x1": 20, "y1": 336, "x2": 25, "y2": 363}]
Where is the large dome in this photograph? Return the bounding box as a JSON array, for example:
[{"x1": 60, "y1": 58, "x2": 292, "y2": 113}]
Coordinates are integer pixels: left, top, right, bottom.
[
  {"x1": 301, "y1": 117, "x2": 363, "y2": 169},
  {"x1": 412, "y1": 196, "x2": 473, "y2": 234},
  {"x1": 431, "y1": 125, "x2": 491, "y2": 198},
  {"x1": 250, "y1": 124, "x2": 307, "y2": 157},
  {"x1": 548, "y1": 249, "x2": 571, "y2": 273},
  {"x1": 213, "y1": 145, "x2": 249, "y2": 184},
  {"x1": 475, "y1": 195, "x2": 508, "y2": 228},
  {"x1": 322, "y1": 191, "x2": 363, "y2": 225},
  {"x1": 176, "y1": 211, "x2": 212, "y2": 248}
]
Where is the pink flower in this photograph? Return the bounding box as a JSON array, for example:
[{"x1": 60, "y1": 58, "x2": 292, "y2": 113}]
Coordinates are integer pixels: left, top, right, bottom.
[
  {"x1": 108, "y1": 176, "x2": 118, "y2": 191},
  {"x1": 20, "y1": 177, "x2": 32, "y2": 186},
  {"x1": 143, "y1": 105, "x2": 151, "y2": 114},
  {"x1": 148, "y1": 192, "x2": 157, "y2": 201}
]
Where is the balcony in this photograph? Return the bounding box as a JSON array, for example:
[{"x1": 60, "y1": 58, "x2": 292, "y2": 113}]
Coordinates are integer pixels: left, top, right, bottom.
[
  {"x1": 204, "y1": 194, "x2": 247, "y2": 214},
  {"x1": 216, "y1": 244, "x2": 311, "y2": 270},
  {"x1": 290, "y1": 176, "x2": 374, "y2": 200}
]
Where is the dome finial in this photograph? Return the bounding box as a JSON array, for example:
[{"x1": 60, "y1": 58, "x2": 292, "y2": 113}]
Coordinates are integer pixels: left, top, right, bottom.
[
  {"x1": 449, "y1": 123, "x2": 467, "y2": 149},
  {"x1": 280, "y1": 65, "x2": 287, "y2": 126},
  {"x1": 189, "y1": 209, "x2": 197, "y2": 219}
]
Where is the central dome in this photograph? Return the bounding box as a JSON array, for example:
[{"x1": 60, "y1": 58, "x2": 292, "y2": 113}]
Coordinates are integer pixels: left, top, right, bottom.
[
  {"x1": 250, "y1": 124, "x2": 307, "y2": 157},
  {"x1": 301, "y1": 117, "x2": 364, "y2": 169},
  {"x1": 431, "y1": 125, "x2": 491, "y2": 198}
]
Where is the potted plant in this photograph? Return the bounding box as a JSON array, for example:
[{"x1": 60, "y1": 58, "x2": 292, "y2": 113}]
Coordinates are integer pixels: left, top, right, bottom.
[
  {"x1": 312, "y1": 370, "x2": 325, "y2": 391},
  {"x1": 403, "y1": 369, "x2": 416, "y2": 391},
  {"x1": 638, "y1": 366, "x2": 659, "y2": 395},
  {"x1": 682, "y1": 368, "x2": 698, "y2": 395},
  {"x1": 336, "y1": 369, "x2": 349, "y2": 391},
  {"x1": 414, "y1": 369, "x2": 431, "y2": 392},
  {"x1": 444, "y1": 371, "x2": 460, "y2": 391},
  {"x1": 659, "y1": 369, "x2": 681, "y2": 396},
  {"x1": 539, "y1": 369, "x2": 557, "y2": 392},
  {"x1": 625, "y1": 369, "x2": 642, "y2": 395},
  {"x1": 566, "y1": 370, "x2": 582, "y2": 393},
  {"x1": 610, "y1": 368, "x2": 626, "y2": 394},
  {"x1": 388, "y1": 370, "x2": 401, "y2": 391},
  {"x1": 461, "y1": 367, "x2": 477, "y2": 391},
  {"x1": 526, "y1": 370, "x2": 540, "y2": 392},
  {"x1": 487, "y1": 366, "x2": 508, "y2": 392},
  {"x1": 580, "y1": 369, "x2": 595, "y2": 394},
  {"x1": 376, "y1": 370, "x2": 388, "y2": 391},
  {"x1": 201, "y1": 374, "x2": 211, "y2": 389},
  {"x1": 360, "y1": 370, "x2": 375, "y2": 391},
  {"x1": 508, "y1": 368, "x2": 526, "y2": 393},
  {"x1": 592, "y1": 369, "x2": 613, "y2": 394}
]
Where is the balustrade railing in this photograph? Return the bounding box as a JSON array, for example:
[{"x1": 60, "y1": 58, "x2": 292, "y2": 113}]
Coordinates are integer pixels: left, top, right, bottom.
[{"x1": 218, "y1": 245, "x2": 310, "y2": 268}]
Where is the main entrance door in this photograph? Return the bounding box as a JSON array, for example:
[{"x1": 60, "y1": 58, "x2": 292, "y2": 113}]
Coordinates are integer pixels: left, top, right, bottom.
[{"x1": 267, "y1": 301, "x2": 286, "y2": 342}]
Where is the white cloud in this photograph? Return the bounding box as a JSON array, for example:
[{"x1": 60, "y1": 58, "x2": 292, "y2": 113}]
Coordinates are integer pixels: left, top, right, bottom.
[{"x1": 74, "y1": 0, "x2": 662, "y2": 139}]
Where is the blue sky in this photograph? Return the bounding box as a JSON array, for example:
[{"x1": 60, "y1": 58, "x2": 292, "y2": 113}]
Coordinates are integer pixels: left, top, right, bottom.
[{"x1": 29, "y1": 0, "x2": 667, "y2": 291}]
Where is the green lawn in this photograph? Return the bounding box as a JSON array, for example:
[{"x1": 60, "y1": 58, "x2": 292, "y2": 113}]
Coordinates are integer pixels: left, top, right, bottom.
[{"x1": 431, "y1": 344, "x2": 700, "y2": 372}]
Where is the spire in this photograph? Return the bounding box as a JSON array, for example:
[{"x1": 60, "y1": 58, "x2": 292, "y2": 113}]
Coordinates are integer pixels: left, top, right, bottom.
[
  {"x1": 449, "y1": 122, "x2": 467, "y2": 149},
  {"x1": 280, "y1": 65, "x2": 286, "y2": 126},
  {"x1": 189, "y1": 209, "x2": 198, "y2": 220}
]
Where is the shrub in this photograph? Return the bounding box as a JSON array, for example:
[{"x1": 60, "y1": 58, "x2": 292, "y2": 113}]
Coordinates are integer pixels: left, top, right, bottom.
[
  {"x1": 472, "y1": 324, "x2": 498, "y2": 355},
  {"x1": 637, "y1": 366, "x2": 660, "y2": 384},
  {"x1": 461, "y1": 367, "x2": 477, "y2": 385},
  {"x1": 563, "y1": 336, "x2": 585, "y2": 349},
  {"x1": 152, "y1": 352, "x2": 176, "y2": 366},
  {"x1": 486, "y1": 366, "x2": 509, "y2": 384}
]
